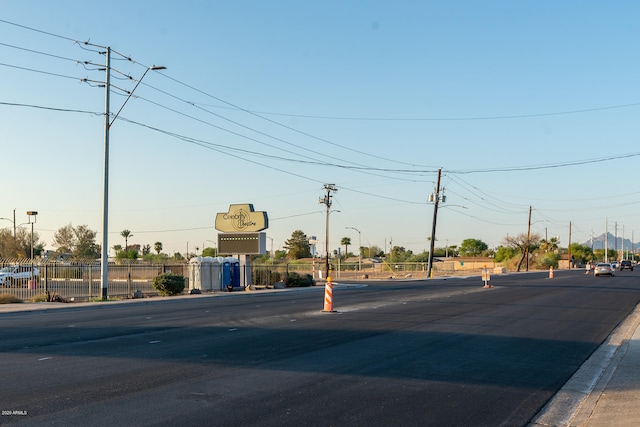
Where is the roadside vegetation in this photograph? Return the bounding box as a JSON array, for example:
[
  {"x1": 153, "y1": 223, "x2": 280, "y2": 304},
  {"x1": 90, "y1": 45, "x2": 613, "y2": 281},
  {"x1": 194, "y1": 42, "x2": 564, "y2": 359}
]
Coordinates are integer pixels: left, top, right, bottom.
[
  {"x1": 0, "y1": 294, "x2": 22, "y2": 304},
  {"x1": 0, "y1": 224, "x2": 631, "y2": 273}
]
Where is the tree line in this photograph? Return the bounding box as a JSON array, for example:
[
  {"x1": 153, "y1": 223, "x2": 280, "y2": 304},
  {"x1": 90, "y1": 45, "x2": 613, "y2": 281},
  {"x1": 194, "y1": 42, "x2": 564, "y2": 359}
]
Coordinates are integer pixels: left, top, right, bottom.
[
  {"x1": 0, "y1": 224, "x2": 186, "y2": 261},
  {"x1": 0, "y1": 225, "x2": 629, "y2": 269},
  {"x1": 258, "y1": 230, "x2": 628, "y2": 272}
]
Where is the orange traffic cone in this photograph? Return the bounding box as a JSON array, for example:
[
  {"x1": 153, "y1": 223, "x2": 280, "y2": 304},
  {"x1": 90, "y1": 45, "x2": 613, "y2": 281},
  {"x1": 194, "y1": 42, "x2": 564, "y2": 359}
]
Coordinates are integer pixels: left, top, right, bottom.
[
  {"x1": 549, "y1": 266, "x2": 554, "y2": 279},
  {"x1": 323, "y1": 276, "x2": 336, "y2": 312}
]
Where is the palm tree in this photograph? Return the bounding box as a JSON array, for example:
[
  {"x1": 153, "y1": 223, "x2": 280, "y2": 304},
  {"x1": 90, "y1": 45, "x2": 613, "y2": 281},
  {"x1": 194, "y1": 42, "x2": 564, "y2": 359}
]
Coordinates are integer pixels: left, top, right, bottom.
[
  {"x1": 341, "y1": 237, "x2": 351, "y2": 259},
  {"x1": 540, "y1": 237, "x2": 559, "y2": 253},
  {"x1": 121, "y1": 229, "x2": 133, "y2": 250},
  {"x1": 154, "y1": 241, "x2": 163, "y2": 255}
]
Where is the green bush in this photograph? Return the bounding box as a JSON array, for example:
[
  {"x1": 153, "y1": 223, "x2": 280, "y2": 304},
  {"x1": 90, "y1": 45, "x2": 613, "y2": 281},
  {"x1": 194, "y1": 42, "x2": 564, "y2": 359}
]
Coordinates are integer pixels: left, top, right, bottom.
[
  {"x1": 284, "y1": 272, "x2": 315, "y2": 287},
  {"x1": 152, "y1": 272, "x2": 186, "y2": 296},
  {"x1": 535, "y1": 252, "x2": 560, "y2": 269}
]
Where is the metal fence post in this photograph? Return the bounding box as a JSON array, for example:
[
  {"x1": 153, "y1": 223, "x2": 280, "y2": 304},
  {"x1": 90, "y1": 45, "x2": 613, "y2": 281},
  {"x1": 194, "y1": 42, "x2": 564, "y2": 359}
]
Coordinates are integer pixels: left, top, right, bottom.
[
  {"x1": 44, "y1": 263, "x2": 48, "y2": 294},
  {"x1": 127, "y1": 263, "x2": 132, "y2": 296},
  {"x1": 88, "y1": 264, "x2": 92, "y2": 299}
]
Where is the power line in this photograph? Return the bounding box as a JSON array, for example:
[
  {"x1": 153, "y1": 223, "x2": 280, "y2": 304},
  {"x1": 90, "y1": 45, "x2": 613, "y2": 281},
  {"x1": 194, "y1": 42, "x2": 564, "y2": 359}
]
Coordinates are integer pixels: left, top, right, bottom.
[
  {"x1": 0, "y1": 42, "x2": 81, "y2": 63},
  {"x1": 115, "y1": 115, "x2": 433, "y2": 185},
  {"x1": 0, "y1": 101, "x2": 98, "y2": 115},
  {"x1": 0, "y1": 61, "x2": 83, "y2": 81},
  {"x1": 133, "y1": 95, "x2": 426, "y2": 182},
  {"x1": 2, "y1": 97, "x2": 635, "y2": 181},
  {"x1": 190, "y1": 100, "x2": 640, "y2": 122},
  {"x1": 154, "y1": 74, "x2": 430, "y2": 168},
  {"x1": 448, "y1": 153, "x2": 640, "y2": 174},
  {"x1": 0, "y1": 18, "x2": 76, "y2": 42},
  {"x1": 137, "y1": 88, "x2": 374, "y2": 169}
]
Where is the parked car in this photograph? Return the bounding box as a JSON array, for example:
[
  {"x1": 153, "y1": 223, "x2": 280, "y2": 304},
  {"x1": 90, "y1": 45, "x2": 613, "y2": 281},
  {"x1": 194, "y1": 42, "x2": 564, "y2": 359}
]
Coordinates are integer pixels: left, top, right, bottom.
[
  {"x1": 594, "y1": 263, "x2": 615, "y2": 277},
  {"x1": 0, "y1": 265, "x2": 40, "y2": 287},
  {"x1": 620, "y1": 260, "x2": 633, "y2": 271}
]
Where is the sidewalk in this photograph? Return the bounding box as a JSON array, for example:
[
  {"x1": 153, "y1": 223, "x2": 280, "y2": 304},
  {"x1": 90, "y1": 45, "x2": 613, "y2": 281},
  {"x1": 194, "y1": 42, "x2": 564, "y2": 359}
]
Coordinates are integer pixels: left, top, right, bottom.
[{"x1": 530, "y1": 303, "x2": 640, "y2": 426}]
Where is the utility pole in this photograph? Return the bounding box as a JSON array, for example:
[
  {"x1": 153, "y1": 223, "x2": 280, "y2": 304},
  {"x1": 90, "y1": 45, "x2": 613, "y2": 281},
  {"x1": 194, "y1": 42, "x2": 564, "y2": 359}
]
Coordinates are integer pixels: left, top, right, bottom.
[
  {"x1": 605, "y1": 218, "x2": 609, "y2": 263},
  {"x1": 319, "y1": 184, "x2": 337, "y2": 280},
  {"x1": 622, "y1": 225, "x2": 625, "y2": 260},
  {"x1": 568, "y1": 222, "x2": 572, "y2": 269},
  {"x1": 427, "y1": 168, "x2": 443, "y2": 279},
  {"x1": 615, "y1": 222, "x2": 618, "y2": 256},
  {"x1": 526, "y1": 206, "x2": 532, "y2": 271},
  {"x1": 96, "y1": 46, "x2": 166, "y2": 300},
  {"x1": 100, "y1": 46, "x2": 111, "y2": 301}
]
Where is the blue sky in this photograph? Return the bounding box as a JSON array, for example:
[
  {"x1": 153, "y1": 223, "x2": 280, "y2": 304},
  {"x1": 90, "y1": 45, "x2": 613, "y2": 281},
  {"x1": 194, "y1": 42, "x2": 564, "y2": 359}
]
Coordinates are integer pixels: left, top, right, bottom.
[{"x1": 2, "y1": 1, "x2": 640, "y2": 257}]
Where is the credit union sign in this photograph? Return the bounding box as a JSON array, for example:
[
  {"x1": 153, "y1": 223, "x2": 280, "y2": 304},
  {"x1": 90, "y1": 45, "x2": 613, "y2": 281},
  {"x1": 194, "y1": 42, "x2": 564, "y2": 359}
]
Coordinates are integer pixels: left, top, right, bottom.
[{"x1": 215, "y1": 204, "x2": 268, "y2": 233}]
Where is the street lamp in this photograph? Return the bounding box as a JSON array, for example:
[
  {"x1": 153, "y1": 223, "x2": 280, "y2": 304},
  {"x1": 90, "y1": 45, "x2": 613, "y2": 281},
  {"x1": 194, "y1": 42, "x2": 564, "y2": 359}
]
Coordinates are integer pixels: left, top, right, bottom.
[
  {"x1": 206, "y1": 239, "x2": 218, "y2": 256},
  {"x1": 346, "y1": 226, "x2": 361, "y2": 271},
  {"x1": 0, "y1": 208, "x2": 16, "y2": 237},
  {"x1": 100, "y1": 47, "x2": 166, "y2": 300},
  {"x1": 27, "y1": 211, "x2": 37, "y2": 259}
]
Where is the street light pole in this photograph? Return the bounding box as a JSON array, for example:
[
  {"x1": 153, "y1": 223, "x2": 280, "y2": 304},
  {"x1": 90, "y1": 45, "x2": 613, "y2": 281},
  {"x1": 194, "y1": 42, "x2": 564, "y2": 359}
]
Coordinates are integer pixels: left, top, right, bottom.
[
  {"x1": 27, "y1": 211, "x2": 38, "y2": 259},
  {"x1": 100, "y1": 46, "x2": 166, "y2": 300},
  {"x1": 206, "y1": 239, "x2": 218, "y2": 256},
  {"x1": 0, "y1": 209, "x2": 16, "y2": 238},
  {"x1": 346, "y1": 226, "x2": 361, "y2": 271}
]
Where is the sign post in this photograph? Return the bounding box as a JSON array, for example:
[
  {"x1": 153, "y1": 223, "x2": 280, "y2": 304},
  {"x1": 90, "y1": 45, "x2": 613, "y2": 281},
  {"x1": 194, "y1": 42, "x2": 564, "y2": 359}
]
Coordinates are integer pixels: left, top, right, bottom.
[{"x1": 215, "y1": 204, "x2": 268, "y2": 289}]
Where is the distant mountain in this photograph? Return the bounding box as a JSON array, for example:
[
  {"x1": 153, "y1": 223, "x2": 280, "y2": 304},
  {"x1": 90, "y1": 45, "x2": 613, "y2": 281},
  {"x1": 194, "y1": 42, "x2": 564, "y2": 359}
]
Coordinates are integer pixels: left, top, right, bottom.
[{"x1": 583, "y1": 232, "x2": 639, "y2": 252}]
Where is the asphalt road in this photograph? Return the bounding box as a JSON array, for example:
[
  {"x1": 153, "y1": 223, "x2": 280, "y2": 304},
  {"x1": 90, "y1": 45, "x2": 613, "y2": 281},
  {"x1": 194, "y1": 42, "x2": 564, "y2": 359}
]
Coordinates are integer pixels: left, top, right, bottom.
[{"x1": 2, "y1": 269, "x2": 639, "y2": 426}]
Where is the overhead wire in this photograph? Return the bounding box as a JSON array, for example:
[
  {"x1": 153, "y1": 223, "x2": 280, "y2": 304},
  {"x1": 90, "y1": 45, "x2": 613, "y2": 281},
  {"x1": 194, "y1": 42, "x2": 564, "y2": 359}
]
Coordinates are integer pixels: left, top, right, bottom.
[
  {"x1": 134, "y1": 94, "x2": 429, "y2": 182},
  {"x1": 153, "y1": 73, "x2": 433, "y2": 169},
  {"x1": 4, "y1": 17, "x2": 640, "y2": 238},
  {"x1": 2, "y1": 18, "x2": 636, "y2": 179},
  {"x1": 0, "y1": 18, "x2": 77, "y2": 42},
  {"x1": 0, "y1": 41, "x2": 80, "y2": 63},
  {"x1": 0, "y1": 61, "x2": 84, "y2": 82},
  {"x1": 118, "y1": 114, "x2": 437, "y2": 200},
  {"x1": 191, "y1": 101, "x2": 640, "y2": 122},
  {"x1": 0, "y1": 101, "x2": 98, "y2": 116}
]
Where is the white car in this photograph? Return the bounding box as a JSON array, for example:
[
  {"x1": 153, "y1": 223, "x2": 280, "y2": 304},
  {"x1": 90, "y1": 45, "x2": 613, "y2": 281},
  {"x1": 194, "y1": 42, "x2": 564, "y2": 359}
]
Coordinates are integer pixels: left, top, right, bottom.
[
  {"x1": 594, "y1": 263, "x2": 614, "y2": 277},
  {"x1": 0, "y1": 265, "x2": 40, "y2": 287}
]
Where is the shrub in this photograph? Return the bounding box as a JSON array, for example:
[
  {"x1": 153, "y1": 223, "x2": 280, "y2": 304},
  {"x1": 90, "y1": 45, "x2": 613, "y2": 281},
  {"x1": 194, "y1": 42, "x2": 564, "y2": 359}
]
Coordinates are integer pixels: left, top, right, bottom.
[
  {"x1": 0, "y1": 294, "x2": 23, "y2": 304},
  {"x1": 284, "y1": 272, "x2": 315, "y2": 288},
  {"x1": 535, "y1": 252, "x2": 560, "y2": 269},
  {"x1": 153, "y1": 272, "x2": 186, "y2": 296}
]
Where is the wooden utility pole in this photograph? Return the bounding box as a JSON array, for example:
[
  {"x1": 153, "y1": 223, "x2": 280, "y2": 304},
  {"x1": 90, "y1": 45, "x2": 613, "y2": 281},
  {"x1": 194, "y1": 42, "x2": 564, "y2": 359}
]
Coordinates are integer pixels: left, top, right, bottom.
[
  {"x1": 427, "y1": 168, "x2": 442, "y2": 278},
  {"x1": 568, "y1": 222, "x2": 572, "y2": 269},
  {"x1": 319, "y1": 184, "x2": 338, "y2": 280},
  {"x1": 526, "y1": 206, "x2": 532, "y2": 271}
]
